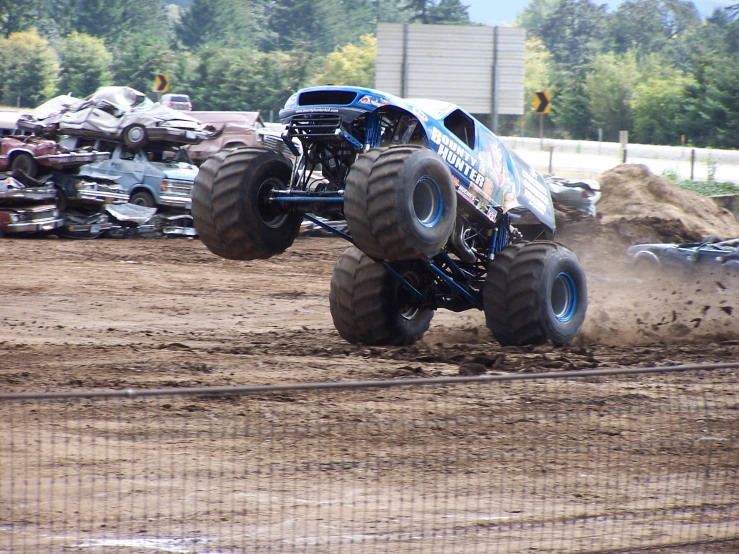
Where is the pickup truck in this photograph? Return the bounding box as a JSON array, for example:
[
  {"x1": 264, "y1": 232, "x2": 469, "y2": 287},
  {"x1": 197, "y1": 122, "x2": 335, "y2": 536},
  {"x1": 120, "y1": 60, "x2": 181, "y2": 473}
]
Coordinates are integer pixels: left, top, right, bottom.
[{"x1": 60, "y1": 137, "x2": 198, "y2": 210}]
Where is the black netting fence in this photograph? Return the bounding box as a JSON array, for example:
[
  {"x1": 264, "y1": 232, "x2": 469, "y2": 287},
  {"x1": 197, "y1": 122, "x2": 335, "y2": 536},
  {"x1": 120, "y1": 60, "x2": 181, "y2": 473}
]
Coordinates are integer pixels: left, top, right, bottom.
[{"x1": 1, "y1": 365, "x2": 737, "y2": 553}]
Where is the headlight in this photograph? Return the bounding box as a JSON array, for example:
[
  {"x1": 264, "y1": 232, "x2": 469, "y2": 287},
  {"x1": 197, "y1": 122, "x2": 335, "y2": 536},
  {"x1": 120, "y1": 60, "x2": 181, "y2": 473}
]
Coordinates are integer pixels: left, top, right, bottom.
[
  {"x1": 161, "y1": 180, "x2": 168, "y2": 192},
  {"x1": 284, "y1": 94, "x2": 298, "y2": 109},
  {"x1": 9, "y1": 214, "x2": 20, "y2": 223},
  {"x1": 358, "y1": 95, "x2": 389, "y2": 108}
]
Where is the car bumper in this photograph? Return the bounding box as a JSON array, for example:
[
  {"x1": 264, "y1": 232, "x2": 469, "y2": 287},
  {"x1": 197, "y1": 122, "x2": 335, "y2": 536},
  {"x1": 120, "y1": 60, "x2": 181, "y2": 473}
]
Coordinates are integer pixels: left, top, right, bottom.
[
  {"x1": 6, "y1": 217, "x2": 65, "y2": 234},
  {"x1": 158, "y1": 194, "x2": 192, "y2": 210}
]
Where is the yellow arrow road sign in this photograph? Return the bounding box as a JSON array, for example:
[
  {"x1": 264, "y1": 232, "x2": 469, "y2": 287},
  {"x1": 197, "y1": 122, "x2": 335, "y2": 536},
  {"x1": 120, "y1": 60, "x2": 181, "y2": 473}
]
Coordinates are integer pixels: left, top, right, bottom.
[
  {"x1": 153, "y1": 74, "x2": 170, "y2": 93},
  {"x1": 534, "y1": 91, "x2": 551, "y2": 114}
]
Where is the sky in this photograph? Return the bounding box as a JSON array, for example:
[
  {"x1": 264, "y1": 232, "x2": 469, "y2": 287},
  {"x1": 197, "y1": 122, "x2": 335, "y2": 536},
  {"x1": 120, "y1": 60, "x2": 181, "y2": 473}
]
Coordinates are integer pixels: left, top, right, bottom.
[{"x1": 465, "y1": 0, "x2": 738, "y2": 26}]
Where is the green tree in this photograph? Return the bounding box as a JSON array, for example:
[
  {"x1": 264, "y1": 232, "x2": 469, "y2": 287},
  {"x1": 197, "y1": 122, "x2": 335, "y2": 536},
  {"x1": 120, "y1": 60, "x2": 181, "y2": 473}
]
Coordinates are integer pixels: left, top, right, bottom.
[
  {"x1": 631, "y1": 68, "x2": 694, "y2": 144},
  {"x1": 521, "y1": 37, "x2": 553, "y2": 136},
  {"x1": 608, "y1": 0, "x2": 700, "y2": 59},
  {"x1": 57, "y1": 32, "x2": 112, "y2": 97},
  {"x1": 402, "y1": 0, "x2": 469, "y2": 24},
  {"x1": 0, "y1": 0, "x2": 36, "y2": 38},
  {"x1": 70, "y1": 0, "x2": 125, "y2": 43},
  {"x1": 515, "y1": 0, "x2": 559, "y2": 33},
  {"x1": 549, "y1": 68, "x2": 593, "y2": 139},
  {"x1": 539, "y1": 0, "x2": 608, "y2": 67},
  {"x1": 176, "y1": 0, "x2": 257, "y2": 50},
  {"x1": 313, "y1": 34, "x2": 377, "y2": 88},
  {"x1": 187, "y1": 46, "x2": 320, "y2": 113},
  {"x1": 584, "y1": 52, "x2": 640, "y2": 141},
  {"x1": 427, "y1": 0, "x2": 470, "y2": 24},
  {"x1": 0, "y1": 30, "x2": 59, "y2": 107},
  {"x1": 111, "y1": 34, "x2": 176, "y2": 94},
  {"x1": 265, "y1": 0, "x2": 348, "y2": 55},
  {"x1": 681, "y1": 53, "x2": 739, "y2": 148}
]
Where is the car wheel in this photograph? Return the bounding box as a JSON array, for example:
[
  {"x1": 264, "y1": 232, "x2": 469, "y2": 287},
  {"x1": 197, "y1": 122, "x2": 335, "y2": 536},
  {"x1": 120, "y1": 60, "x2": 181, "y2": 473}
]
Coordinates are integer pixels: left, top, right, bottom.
[
  {"x1": 122, "y1": 124, "x2": 148, "y2": 149},
  {"x1": 344, "y1": 145, "x2": 457, "y2": 261},
  {"x1": 10, "y1": 152, "x2": 38, "y2": 178},
  {"x1": 130, "y1": 191, "x2": 156, "y2": 208},
  {"x1": 329, "y1": 245, "x2": 434, "y2": 345}
]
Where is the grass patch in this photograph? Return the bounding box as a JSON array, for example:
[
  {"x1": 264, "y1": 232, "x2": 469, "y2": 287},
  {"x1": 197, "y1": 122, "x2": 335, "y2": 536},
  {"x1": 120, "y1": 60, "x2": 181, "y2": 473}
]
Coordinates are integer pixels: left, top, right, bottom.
[{"x1": 674, "y1": 180, "x2": 739, "y2": 197}]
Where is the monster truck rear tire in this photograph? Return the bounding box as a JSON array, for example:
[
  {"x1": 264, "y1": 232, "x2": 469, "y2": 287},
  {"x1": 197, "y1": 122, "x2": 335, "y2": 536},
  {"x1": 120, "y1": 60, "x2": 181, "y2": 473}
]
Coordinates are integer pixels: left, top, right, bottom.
[
  {"x1": 487, "y1": 241, "x2": 586, "y2": 346},
  {"x1": 329, "y1": 245, "x2": 433, "y2": 345},
  {"x1": 192, "y1": 147, "x2": 301, "y2": 260},
  {"x1": 483, "y1": 243, "x2": 525, "y2": 345},
  {"x1": 344, "y1": 145, "x2": 456, "y2": 261}
]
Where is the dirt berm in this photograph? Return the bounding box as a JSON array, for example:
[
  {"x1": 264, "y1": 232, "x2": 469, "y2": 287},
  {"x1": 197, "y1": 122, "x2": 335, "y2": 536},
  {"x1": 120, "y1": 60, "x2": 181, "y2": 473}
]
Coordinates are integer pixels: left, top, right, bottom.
[{"x1": 596, "y1": 164, "x2": 739, "y2": 243}]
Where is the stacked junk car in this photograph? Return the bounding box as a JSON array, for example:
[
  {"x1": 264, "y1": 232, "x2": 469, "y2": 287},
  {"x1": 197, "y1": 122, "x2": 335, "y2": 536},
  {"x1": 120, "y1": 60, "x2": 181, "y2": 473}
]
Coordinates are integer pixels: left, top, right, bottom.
[
  {"x1": 0, "y1": 86, "x2": 215, "y2": 239},
  {"x1": 192, "y1": 86, "x2": 588, "y2": 347}
]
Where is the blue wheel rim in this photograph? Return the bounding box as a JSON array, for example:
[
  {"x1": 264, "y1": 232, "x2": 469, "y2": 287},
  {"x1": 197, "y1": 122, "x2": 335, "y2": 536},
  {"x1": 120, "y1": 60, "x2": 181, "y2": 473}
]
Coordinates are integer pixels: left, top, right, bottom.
[
  {"x1": 552, "y1": 272, "x2": 577, "y2": 322},
  {"x1": 413, "y1": 176, "x2": 443, "y2": 228}
]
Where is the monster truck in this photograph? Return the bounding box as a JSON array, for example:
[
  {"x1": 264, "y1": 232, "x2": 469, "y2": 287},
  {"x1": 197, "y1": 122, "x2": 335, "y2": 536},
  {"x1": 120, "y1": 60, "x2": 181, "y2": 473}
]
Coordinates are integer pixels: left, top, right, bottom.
[{"x1": 192, "y1": 86, "x2": 587, "y2": 346}]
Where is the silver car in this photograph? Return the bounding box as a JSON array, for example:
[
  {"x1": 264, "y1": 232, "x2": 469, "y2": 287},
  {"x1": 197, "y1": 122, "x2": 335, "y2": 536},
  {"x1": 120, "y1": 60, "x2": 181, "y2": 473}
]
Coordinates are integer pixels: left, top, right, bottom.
[
  {"x1": 544, "y1": 174, "x2": 601, "y2": 217},
  {"x1": 18, "y1": 87, "x2": 212, "y2": 150}
]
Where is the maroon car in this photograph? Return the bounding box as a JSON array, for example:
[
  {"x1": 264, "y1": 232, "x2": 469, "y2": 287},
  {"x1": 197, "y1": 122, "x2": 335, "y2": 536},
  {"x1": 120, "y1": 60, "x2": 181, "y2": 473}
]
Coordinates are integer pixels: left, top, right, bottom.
[{"x1": 0, "y1": 135, "x2": 111, "y2": 178}]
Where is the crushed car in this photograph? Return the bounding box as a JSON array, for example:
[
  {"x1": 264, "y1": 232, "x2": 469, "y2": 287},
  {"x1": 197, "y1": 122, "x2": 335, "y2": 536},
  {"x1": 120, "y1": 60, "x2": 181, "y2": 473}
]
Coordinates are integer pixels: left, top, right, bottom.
[
  {"x1": 0, "y1": 135, "x2": 111, "y2": 178},
  {"x1": 60, "y1": 137, "x2": 198, "y2": 210},
  {"x1": 17, "y1": 87, "x2": 215, "y2": 150},
  {"x1": 544, "y1": 174, "x2": 601, "y2": 217},
  {"x1": 0, "y1": 173, "x2": 64, "y2": 236},
  {"x1": 627, "y1": 239, "x2": 739, "y2": 273},
  {"x1": 192, "y1": 85, "x2": 588, "y2": 347}
]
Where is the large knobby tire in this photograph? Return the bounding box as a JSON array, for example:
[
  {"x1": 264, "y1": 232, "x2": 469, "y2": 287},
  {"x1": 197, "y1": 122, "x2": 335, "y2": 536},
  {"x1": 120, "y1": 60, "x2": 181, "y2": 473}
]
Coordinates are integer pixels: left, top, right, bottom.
[
  {"x1": 483, "y1": 243, "x2": 525, "y2": 345},
  {"x1": 344, "y1": 145, "x2": 456, "y2": 261},
  {"x1": 192, "y1": 147, "x2": 301, "y2": 260},
  {"x1": 343, "y1": 148, "x2": 383, "y2": 255},
  {"x1": 485, "y1": 241, "x2": 587, "y2": 346},
  {"x1": 329, "y1": 245, "x2": 434, "y2": 345}
]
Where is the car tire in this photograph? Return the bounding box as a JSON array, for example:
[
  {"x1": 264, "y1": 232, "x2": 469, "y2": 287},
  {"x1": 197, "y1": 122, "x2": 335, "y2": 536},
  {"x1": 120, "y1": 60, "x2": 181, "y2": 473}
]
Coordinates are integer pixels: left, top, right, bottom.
[
  {"x1": 486, "y1": 241, "x2": 587, "y2": 346},
  {"x1": 344, "y1": 145, "x2": 456, "y2": 261},
  {"x1": 192, "y1": 147, "x2": 301, "y2": 260},
  {"x1": 122, "y1": 124, "x2": 148, "y2": 149},
  {"x1": 483, "y1": 243, "x2": 525, "y2": 345},
  {"x1": 329, "y1": 245, "x2": 433, "y2": 345},
  {"x1": 130, "y1": 190, "x2": 156, "y2": 208},
  {"x1": 10, "y1": 152, "x2": 38, "y2": 178}
]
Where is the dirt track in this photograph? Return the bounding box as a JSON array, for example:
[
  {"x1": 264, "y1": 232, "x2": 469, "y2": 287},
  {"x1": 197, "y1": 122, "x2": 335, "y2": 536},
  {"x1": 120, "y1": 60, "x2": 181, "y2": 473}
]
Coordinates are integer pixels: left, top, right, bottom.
[
  {"x1": 1, "y1": 231, "x2": 738, "y2": 393},
  {"x1": 2, "y1": 233, "x2": 738, "y2": 553}
]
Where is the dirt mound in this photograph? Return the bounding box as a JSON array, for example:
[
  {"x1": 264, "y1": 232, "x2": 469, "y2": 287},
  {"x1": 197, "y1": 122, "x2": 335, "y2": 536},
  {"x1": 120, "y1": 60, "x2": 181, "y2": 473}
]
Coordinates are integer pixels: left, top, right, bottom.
[{"x1": 596, "y1": 164, "x2": 739, "y2": 243}]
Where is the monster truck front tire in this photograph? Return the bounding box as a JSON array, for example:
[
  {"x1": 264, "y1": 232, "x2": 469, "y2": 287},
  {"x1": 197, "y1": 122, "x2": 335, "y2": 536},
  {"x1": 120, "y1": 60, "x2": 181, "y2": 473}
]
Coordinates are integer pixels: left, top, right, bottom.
[
  {"x1": 483, "y1": 243, "x2": 525, "y2": 345},
  {"x1": 192, "y1": 147, "x2": 301, "y2": 260},
  {"x1": 344, "y1": 145, "x2": 456, "y2": 261},
  {"x1": 484, "y1": 241, "x2": 587, "y2": 346},
  {"x1": 329, "y1": 245, "x2": 433, "y2": 345}
]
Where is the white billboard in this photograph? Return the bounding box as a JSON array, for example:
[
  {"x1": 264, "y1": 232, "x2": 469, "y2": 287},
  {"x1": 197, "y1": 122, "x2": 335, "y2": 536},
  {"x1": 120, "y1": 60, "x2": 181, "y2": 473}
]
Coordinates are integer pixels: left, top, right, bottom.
[{"x1": 375, "y1": 23, "x2": 525, "y2": 119}]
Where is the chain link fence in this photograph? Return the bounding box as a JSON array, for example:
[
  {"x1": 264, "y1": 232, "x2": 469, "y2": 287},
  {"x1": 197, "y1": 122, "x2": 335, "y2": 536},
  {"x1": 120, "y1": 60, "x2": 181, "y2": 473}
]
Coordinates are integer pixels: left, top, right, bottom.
[{"x1": 1, "y1": 365, "x2": 737, "y2": 553}]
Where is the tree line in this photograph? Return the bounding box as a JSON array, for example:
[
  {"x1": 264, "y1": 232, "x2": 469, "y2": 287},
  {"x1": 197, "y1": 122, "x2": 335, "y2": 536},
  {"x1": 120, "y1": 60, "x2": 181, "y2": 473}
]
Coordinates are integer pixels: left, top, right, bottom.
[
  {"x1": 518, "y1": 0, "x2": 739, "y2": 148},
  {"x1": 0, "y1": 0, "x2": 738, "y2": 148},
  {"x1": 0, "y1": 0, "x2": 467, "y2": 117}
]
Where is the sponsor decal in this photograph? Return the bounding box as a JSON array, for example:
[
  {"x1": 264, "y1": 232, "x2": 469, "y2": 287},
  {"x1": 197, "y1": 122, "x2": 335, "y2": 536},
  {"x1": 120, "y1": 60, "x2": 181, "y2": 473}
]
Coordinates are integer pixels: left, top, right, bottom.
[
  {"x1": 520, "y1": 170, "x2": 549, "y2": 216},
  {"x1": 410, "y1": 106, "x2": 428, "y2": 122},
  {"x1": 429, "y1": 127, "x2": 485, "y2": 189},
  {"x1": 294, "y1": 107, "x2": 339, "y2": 114}
]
